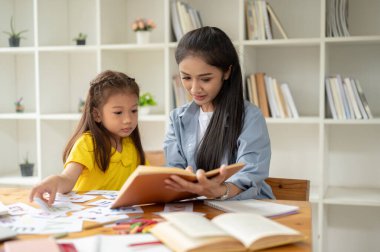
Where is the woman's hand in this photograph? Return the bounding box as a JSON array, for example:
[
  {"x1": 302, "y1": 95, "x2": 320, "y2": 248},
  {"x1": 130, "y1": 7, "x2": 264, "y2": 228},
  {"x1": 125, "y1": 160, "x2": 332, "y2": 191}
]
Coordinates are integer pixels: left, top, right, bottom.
[{"x1": 164, "y1": 165, "x2": 230, "y2": 199}]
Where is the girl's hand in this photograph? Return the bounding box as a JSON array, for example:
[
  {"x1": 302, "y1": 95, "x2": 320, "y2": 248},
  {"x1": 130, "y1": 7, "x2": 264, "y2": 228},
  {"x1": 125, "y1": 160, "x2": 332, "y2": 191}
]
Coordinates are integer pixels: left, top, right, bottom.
[
  {"x1": 29, "y1": 175, "x2": 61, "y2": 206},
  {"x1": 29, "y1": 162, "x2": 83, "y2": 206},
  {"x1": 164, "y1": 165, "x2": 229, "y2": 199}
]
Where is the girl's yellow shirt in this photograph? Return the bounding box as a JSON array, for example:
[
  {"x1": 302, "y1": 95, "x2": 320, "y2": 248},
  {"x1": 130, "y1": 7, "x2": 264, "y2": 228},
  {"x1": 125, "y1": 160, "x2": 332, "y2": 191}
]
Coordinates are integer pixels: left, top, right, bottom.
[{"x1": 64, "y1": 133, "x2": 142, "y2": 191}]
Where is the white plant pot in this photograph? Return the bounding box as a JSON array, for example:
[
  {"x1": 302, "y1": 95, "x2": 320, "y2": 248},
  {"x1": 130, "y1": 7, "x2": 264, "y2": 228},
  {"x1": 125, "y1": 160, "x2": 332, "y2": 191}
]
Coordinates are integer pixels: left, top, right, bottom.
[
  {"x1": 136, "y1": 31, "x2": 151, "y2": 44},
  {"x1": 139, "y1": 106, "x2": 151, "y2": 115}
]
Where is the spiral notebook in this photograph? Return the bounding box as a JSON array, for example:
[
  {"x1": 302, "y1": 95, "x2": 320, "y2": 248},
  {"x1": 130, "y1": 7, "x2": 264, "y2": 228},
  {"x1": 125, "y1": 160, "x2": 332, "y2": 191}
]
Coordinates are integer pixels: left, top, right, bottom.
[{"x1": 204, "y1": 199, "x2": 299, "y2": 217}]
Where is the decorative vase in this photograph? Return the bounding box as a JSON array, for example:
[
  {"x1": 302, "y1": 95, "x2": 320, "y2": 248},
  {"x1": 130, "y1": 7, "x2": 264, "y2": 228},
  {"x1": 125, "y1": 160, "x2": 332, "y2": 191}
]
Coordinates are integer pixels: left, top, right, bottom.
[
  {"x1": 139, "y1": 106, "x2": 151, "y2": 115},
  {"x1": 136, "y1": 31, "x2": 150, "y2": 44},
  {"x1": 15, "y1": 104, "x2": 24, "y2": 113},
  {"x1": 9, "y1": 37, "x2": 20, "y2": 47},
  {"x1": 76, "y1": 39, "x2": 86, "y2": 45},
  {"x1": 20, "y1": 163, "x2": 34, "y2": 176}
]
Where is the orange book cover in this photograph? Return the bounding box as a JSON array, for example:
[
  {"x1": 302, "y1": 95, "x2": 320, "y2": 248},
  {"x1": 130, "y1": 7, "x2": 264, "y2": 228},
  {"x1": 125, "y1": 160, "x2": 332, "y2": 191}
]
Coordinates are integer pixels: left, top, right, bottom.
[
  {"x1": 255, "y1": 72, "x2": 270, "y2": 117},
  {"x1": 111, "y1": 163, "x2": 245, "y2": 208}
]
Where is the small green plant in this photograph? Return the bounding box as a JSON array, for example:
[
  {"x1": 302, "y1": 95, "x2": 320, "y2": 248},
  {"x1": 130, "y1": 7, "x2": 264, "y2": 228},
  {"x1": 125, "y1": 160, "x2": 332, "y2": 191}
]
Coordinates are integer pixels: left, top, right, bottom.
[
  {"x1": 15, "y1": 97, "x2": 24, "y2": 112},
  {"x1": 73, "y1": 33, "x2": 87, "y2": 45},
  {"x1": 73, "y1": 32, "x2": 87, "y2": 41},
  {"x1": 139, "y1": 92, "x2": 157, "y2": 107},
  {"x1": 3, "y1": 16, "x2": 28, "y2": 47},
  {"x1": 3, "y1": 16, "x2": 28, "y2": 40},
  {"x1": 22, "y1": 152, "x2": 30, "y2": 165}
]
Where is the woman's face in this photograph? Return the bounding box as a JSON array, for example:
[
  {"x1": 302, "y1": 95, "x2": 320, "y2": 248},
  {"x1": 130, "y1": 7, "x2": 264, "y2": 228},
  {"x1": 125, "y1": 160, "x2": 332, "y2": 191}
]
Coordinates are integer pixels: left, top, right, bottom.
[{"x1": 178, "y1": 55, "x2": 230, "y2": 112}]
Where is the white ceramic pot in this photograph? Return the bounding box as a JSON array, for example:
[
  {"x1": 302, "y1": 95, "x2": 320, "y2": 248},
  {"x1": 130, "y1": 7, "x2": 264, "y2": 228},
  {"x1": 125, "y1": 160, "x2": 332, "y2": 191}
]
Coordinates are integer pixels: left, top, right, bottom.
[
  {"x1": 139, "y1": 106, "x2": 151, "y2": 115},
  {"x1": 136, "y1": 31, "x2": 150, "y2": 44}
]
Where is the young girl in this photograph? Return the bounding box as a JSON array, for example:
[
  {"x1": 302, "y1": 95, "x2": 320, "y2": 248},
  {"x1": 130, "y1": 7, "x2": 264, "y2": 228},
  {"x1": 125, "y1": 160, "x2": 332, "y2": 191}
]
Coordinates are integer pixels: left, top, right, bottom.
[
  {"x1": 30, "y1": 70, "x2": 146, "y2": 205},
  {"x1": 164, "y1": 27, "x2": 274, "y2": 200}
]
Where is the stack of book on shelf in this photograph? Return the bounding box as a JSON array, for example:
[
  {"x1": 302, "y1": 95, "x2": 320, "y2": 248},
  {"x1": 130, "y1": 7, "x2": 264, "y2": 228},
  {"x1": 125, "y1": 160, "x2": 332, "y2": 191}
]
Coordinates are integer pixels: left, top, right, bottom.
[
  {"x1": 246, "y1": 73, "x2": 299, "y2": 119},
  {"x1": 326, "y1": 0, "x2": 350, "y2": 37},
  {"x1": 172, "y1": 74, "x2": 192, "y2": 107},
  {"x1": 325, "y1": 75, "x2": 373, "y2": 120},
  {"x1": 170, "y1": 0, "x2": 203, "y2": 41},
  {"x1": 245, "y1": 0, "x2": 288, "y2": 40}
]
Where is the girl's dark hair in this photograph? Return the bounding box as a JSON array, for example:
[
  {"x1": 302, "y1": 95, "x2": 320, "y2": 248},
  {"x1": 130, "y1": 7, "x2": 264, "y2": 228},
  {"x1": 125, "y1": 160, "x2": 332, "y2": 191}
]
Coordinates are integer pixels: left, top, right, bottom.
[
  {"x1": 175, "y1": 26, "x2": 245, "y2": 171},
  {"x1": 63, "y1": 70, "x2": 145, "y2": 172}
]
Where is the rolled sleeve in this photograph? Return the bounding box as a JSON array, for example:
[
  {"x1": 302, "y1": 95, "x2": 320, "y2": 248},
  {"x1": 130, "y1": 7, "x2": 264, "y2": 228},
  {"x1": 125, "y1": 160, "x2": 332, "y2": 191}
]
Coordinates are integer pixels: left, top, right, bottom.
[{"x1": 226, "y1": 104, "x2": 273, "y2": 200}]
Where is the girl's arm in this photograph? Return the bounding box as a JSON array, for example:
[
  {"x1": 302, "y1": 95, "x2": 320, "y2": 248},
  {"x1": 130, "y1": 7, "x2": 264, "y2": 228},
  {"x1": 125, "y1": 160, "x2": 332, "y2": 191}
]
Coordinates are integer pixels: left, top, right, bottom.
[{"x1": 29, "y1": 162, "x2": 83, "y2": 206}]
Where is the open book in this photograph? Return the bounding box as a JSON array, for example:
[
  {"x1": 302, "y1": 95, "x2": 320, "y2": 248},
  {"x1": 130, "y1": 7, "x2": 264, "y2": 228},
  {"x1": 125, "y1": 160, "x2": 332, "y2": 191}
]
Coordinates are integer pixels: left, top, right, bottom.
[
  {"x1": 111, "y1": 163, "x2": 244, "y2": 208},
  {"x1": 204, "y1": 199, "x2": 299, "y2": 217},
  {"x1": 151, "y1": 212, "x2": 306, "y2": 252}
]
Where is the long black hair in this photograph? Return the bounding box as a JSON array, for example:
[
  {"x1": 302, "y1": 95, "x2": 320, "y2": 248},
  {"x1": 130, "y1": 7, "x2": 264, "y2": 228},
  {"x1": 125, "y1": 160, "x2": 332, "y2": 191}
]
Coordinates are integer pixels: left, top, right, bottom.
[
  {"x1": 63, "y1": 70, "x2": 145, "y2": 172},
  {"x1": 175, "y1": 27, "x2": 245, "y2": 171}
]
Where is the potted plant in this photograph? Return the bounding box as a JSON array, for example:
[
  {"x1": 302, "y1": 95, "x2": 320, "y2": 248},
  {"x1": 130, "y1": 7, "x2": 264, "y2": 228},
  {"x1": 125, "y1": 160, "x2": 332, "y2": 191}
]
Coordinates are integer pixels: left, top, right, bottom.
[
  {"x1": 15, "y1": 97, "x2": 24, "y2": 112},
  {"x1": 20, "y1": 152, "x2": 34, "y2": 177},
  {"x1": 139, "y1": 92, "x2": 157, "y2": 114},
  {"x1": 131, "y1": 18, "x2": 156, "y2": 44},
  {"x1": 2, "y1": 16, "x2": 28, "y2": 47},
  {"x1": 73, "y1": 32, "x2": 87, "y2": 45}
]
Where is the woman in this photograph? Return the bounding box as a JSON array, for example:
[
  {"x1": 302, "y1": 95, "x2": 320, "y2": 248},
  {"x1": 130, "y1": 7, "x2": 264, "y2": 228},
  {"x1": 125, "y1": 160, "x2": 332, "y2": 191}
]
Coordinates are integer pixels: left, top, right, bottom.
[{"x1": 164, "y1": 27, "x2": 274, "y2": 200}]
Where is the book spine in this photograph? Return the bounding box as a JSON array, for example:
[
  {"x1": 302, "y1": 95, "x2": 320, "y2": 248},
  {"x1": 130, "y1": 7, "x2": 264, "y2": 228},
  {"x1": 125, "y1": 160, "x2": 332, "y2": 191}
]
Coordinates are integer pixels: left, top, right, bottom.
[
  {"x1": 344, "y1": 77, "x2": 362, "y2": 119},
  {"x1": 325, "y1": 78, "x2": 338, "y2": 119},
  {"x1": 255, "y1": 72, "x2": 270, "y2": 117},
  {"x1": 354, "y1": 79, "x2": 373, "y2": 119},
  {"x1": 350, "y1": 77, "x2": 368, "y2": 119},
  {"x1": 280, "y1": 83, "x2": 299, "y2": 119},
  {"x1": 266, "y1": 2, "x2": 288, "y2": 39}
]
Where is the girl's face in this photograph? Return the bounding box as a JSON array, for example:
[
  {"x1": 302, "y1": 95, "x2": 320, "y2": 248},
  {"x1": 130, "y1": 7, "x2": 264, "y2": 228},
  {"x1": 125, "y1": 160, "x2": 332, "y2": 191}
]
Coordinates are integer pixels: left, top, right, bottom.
[
  {"x1": 93, "y1": 91, "x2": 138, "y2": 143},
  {"x1": 179, "y1": 55, "x2": 230, "y2": 112}
]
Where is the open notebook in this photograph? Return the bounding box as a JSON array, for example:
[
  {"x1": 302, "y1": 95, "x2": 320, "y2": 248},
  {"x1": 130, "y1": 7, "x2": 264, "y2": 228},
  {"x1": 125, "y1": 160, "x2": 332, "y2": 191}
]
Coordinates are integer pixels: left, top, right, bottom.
[{"x1": 204, "y1": 199, "x2": 299, "y2": 217}]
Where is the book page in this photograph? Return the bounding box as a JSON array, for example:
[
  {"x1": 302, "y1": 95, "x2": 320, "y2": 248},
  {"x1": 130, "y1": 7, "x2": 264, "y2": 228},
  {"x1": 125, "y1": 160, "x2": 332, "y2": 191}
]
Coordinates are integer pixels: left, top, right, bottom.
[
  {"x1": 160, "y1": 212, "x2": 227, "y2": 238},
  {"x1": 212, "y1": 213, "x2": 301, "y2": 248}
]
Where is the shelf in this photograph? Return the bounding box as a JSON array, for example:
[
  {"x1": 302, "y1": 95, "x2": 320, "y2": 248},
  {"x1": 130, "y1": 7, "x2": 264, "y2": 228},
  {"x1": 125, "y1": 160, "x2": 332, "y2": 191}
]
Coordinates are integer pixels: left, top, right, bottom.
[
  {"x1": 0, "y1": 113, "x2": 37, "y2": 120},
  {"x1": 100, "y1": 44, "x2": 166, "y2": 51},
  {"x1": 0, "y1": 47, "x2": 35, "y2": 54},
  {"x1": 242, "y1": 38, "x2": 321, "y2": 47},
  {"x1": 324, "y1": 119, "x2": 380, "y2": 125},
  {"x1": 38, "y1": 46, "x2": 98, "y2": 52},
  {"x1": 266, "y1": 117, "x2": 320, "y2": 124},
  {"x1": 324, "y1": 186, "x2": 380, "y2": 207},
  {"x1": 325, "y1": 35, "x2": 380, "y2": 45},
  {"x1": 309, "y1": 185, "x2": 320, "y2": 203},
  {"x1": 40, "y1": 113, "x2": 81, "y2": 120},
  {"x1": 0, "y1": 174, "x2": 39, "y2": 187}
]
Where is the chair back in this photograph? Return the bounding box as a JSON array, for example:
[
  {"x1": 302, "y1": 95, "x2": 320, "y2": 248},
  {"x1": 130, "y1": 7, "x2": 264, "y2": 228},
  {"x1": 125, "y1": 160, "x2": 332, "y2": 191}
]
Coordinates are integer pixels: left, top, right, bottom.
[{"x1": 265, "y1": 177, "x2": 310, "y2": 201}]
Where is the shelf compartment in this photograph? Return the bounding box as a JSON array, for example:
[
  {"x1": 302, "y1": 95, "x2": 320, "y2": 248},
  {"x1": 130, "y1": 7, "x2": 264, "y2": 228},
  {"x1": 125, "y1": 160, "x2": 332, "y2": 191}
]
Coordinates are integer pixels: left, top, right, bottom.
[
  {"x1": 325, "y1": 124, "x2": 380, "y2": 189},
  {"x1": 38, "y1": 0, "x2": 97, "y2": 46},
  {"x1": 139, "y1": 121, "x2": 166, "y2": 151},
  {"x1": 0, "y1": 0, "x2": 35, "y2": 48},
  {"x1": 347, "y1": 0, "x2": 380, "y2": 37},
  {"x1": 100, "y1": 0, "x2": 165, "y2": 45},
  {"x1": 0, "y1": 53, "x2": 36, "y2": 113},
  {"x1": 325, "y1": 43, "x2": 380, "y2": 118},
  {"x1": 268, "y1": 124, "x2": 320, "y2": 188},
  {"x1": 0, "y1": 119, "x2": 37, "y2": 179},
  {"x1": 324, "y1": 204, "x2": 380, "y2": 252},
  {"x1": 39, "y1": 51, "x2": 97, "y2": 114},
  {"x1": 40, "y1": 120, "x2": 78, "y2": 177},
  {"x1": 265, "y1": 0, "x2": 321, "y2": 39},
  {"x1": 324, "y1": 186, "x2": 380, "y2": 207},
  {"x1": 185, "y1": 0, "x2": 240, "y2": 42},
  {"x1": 244, "y1": 45, "x2": 320, "y2": 117},
  {"x1": 101, "y1": 50, "x2": 166, "y2": 115}
]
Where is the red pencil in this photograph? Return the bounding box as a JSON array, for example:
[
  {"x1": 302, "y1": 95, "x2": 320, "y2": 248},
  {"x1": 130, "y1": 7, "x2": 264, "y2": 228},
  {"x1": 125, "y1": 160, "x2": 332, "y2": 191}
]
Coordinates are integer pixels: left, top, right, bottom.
[{"x1": 128, "y1": 241, "x2": 162, "y2": 247}]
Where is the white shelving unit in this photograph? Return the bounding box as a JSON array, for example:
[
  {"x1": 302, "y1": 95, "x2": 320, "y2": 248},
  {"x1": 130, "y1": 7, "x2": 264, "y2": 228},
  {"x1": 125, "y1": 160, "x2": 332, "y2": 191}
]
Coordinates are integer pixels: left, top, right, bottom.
[{"x1": 0, "y1": 0, "x2": 379, "y2": 251}]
